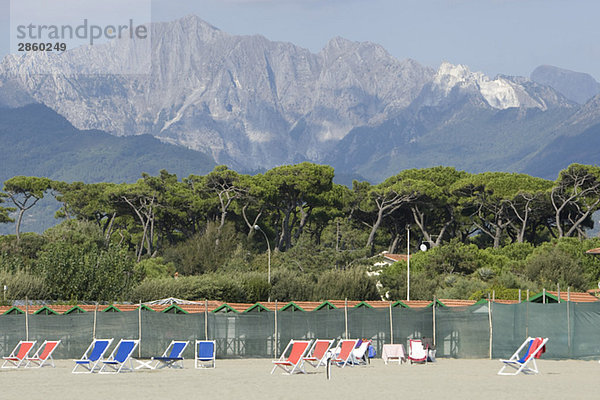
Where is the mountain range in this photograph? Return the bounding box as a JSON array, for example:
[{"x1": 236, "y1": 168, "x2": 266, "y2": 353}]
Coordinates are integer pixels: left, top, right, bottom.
[{"x1": 1, "y1": 15, "x2": 600, "y2": 184}]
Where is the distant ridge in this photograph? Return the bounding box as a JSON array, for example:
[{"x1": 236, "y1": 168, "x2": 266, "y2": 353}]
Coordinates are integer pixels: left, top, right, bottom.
[
  {"x1": 0, "y1": 103, "x2": 216, "y2": 184},
  {"x1": 531, "y1": 65, "x2": 600, "y2": 105}
]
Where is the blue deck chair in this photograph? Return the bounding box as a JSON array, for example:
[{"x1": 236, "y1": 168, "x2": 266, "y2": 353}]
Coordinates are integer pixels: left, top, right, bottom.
[
  {"x1": 150, "y1": 340, "x2": 189, "y2": 369},
  {"x1": 498, "y1": 337, "x2": 549, "y2": 375},
  {"x1": 195, "y1": 340, "x2": 216, "y2": 368},
  {"x1": 99, "y1": 339, "x2": 140, "y2": 374},
  {"x1": 73, "y1": 338, "x2": 114, "y2": 373}
]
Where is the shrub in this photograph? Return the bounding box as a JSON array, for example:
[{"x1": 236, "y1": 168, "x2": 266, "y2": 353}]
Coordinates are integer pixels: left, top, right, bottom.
[
  {"x1": 163, "y1": 221, "x2": 246, "y2": 275},
  {"x1": 0, "y1": 269, "x2": 48, "y2": 303},
  {"x1": 269, "y1": 269, "x2": 315, "y2": 302},
  {"x1": 313, "y1": 267, "x2": 379, "y2": 301}
]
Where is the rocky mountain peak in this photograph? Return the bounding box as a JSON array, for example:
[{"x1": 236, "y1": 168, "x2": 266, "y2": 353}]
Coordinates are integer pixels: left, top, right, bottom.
[
  {"x1": 0, "y1": 16, "x2": 580, "y2": 179},
  {"x1": 531, "y1": 65, "x2": 600, "y2": 105}
]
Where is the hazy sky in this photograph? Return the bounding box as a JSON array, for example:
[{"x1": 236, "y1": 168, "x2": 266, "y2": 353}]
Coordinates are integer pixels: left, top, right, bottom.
[{"x1": 1, "y1": 0, "x2": 599, "y2": 80}]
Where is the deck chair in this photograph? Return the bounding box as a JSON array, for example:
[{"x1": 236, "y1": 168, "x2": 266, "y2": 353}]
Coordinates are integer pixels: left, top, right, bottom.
[
  {"x1": 331, "y1": 339, "x2": 359, "y2": 368},
  {"x1": 351, "y1": 339, "x2": 372, "y2": 365},
  {"x1": 498, "y1": 337, "x2": 548, "y2": 375},
  {"x1": 149, "y1": 340, "x2": 189, "y2": 369},
  {"x1": 72, "y1": 338, "x2": 114, "y2": 373},
  {"x1": 2, "y1": 340, "x2": 37, "y2": 368},
  {"x1": 195, "y1": 340, "x2": 216, "y2": 369},
  {"x1": 99, "y1": 339, "x2": 140, "y2": 374},
  {"x1": 271, "y1": 339, "x2": 312, "y2": 374},
  {"x1": 25, "y1": 340, "x2": 61, "y2": 368},
  {"x1": 408, "y1": 339, "x2": 428, "y2": 364},
  {"x1": 303, "y1": 339, "x2": 335, "y2": 369}
]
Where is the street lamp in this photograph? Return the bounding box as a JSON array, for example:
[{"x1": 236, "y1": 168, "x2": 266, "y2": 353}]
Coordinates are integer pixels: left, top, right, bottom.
[
  {"x1": 406, "y1": 225, "x2": 410, "y2": 302},
  {"x1": 254, "y1": 225, "x2": 271, "y2": 289}
]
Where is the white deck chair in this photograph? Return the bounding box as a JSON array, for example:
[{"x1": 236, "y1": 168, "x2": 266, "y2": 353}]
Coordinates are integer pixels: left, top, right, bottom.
[
  {"x1": 408, "y1": 339, "x2": 428, "y2": 364},
  {"x1": 350, "y1": 340, "x2": 372, "y2": 365},
  {"x1": 498, "y1": 337, "x2": 548, "y2": 375}
]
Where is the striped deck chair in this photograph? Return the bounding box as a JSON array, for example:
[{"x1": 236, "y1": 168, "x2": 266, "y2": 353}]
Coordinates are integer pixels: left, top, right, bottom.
[
  {"x1": 2, "y1": 340, "x2": 37, "y2": 368},
  {"x1": 25, "y1": 340, "x2": 61, "y2": 368},
  {"x1": 271, "y1": 339, "x2": 312, "y2": 375},
  {"x1": 99, "y1": 339, "x2": 140, "y2": 374},
  {"x1": 195, "y1": 340, "x2": 216, "y2": 369},
  {"x1": 72, "y1": 338, "x2": 114, "y2": 373},
  {"x1": 498, "y1": 337, "x2": 549, "y2": 375},
  {"x1": 150, "y1": 340, "x2": 189, "y2": 369},
  {"x1": 303, "y1": 339, "x2": 335, "y2": 369},
  {"x1": 351, "y1": 339, "x2": 372, "y2": 366},
  {"x1": 331, "y1": 339, "x2": 359, "y2": 368},
  {"x1": 408, "y1": 339, "x2": 428, "y2": 364}
]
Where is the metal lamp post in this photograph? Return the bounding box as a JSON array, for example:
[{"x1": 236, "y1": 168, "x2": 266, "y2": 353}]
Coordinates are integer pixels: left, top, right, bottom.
[
  {"x1": 406, "y1": 225, "x2": 410, "y2": 302},
  {"x1": 254, "y1": 225, "x2": 271, "y2": 297}
]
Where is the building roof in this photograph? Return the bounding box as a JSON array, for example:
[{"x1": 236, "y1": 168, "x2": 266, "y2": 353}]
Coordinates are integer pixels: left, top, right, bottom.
[
  {"x1": 0, "y1": 291, "x2": 596, "y2": 315},
  {"x1": 383, "y1": 254, "x2": 409, "y2": 262},
  {"x1": 546, "y1": 290, "x2": 598, "y2": 303}
]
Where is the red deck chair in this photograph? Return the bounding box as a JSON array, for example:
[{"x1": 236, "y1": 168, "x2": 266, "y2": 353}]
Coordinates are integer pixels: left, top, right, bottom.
[
  {"x1": 303, "y1": 339, "x2": 335, "y2": 369},
  {"x1": 271, "y1": 339, "x2": 312, "y2": 375},
  {"x1": 331, "y1": 339, "x2": 359, "y2": 368},
  {"x1": 498, "y1": 337, "x2": 549, "y2": 375},
  {"x1": 408, "y1": 339, "x2": 428, "y2": 364},
  {"x1": 2, "y1": 340, "x2": 37, "y2": 368},
  {"x1": 25, "y1": 340, "x2": 61, "y2": 368}
]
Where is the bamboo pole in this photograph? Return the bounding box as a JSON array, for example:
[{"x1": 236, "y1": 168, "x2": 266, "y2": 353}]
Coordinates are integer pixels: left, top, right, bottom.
[
  {"x1": 138, "y1": 300, "x2": 142, "y2": 358},
  {"x1": 543, "y1": 288, "x2": 546, "y2": 304},
  {"x1": 25, "y1": 297, "x2": 29, "y2": 341},
  {"x1": 344, "y1": 298, "x2": 349, "y2": 339},
  {"x1": 567, "y1": 287, "x2": 571, "y2": 357},
  {"x1": 526, "y1": 291, "x2": 529, "y2": 338},
  {"x1": 274, "y1": 300, "x2": 279, "y2": 359},
  {"x1": 488, "y1": 299, "x2": 493, "y2": 359},
  {"x1": 389, "y1": 301, "x2": 394, "y2": 345},
  {"x1": 432, "y1": 296, "x2": 436, "y2": 347},
  {"x1": 557, "y1": 283, "x2": 561, "y2": 303},
  {"x1": 518, "y1": 289, "x2": 521, "y2": 303},
  {"x1": 93, "y1": 303, "x2": 98, "y2": 339},
  {"x1": 204, "y1": 299, "x2": 208, "y2": 340}
]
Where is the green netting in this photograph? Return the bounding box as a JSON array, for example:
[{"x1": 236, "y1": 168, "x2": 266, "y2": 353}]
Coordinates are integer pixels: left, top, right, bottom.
[
  {"x1": 0, "y1": 314, "x2": 27, "y2": 357},
  {"x1": 571, "y1": 302, "x2": 600, "y2": 358},
  {"x1": 4, "y1": 302, "x2": 600, "y2": 360},
  {"x1": 277, "y1": 308, "x2": 345, "y2": 356},
  {"x1": 140, "y1": 312, "x2": 204, "y2": 359},
  {"x1": 391, "y1": 307, "x2": 433, "y2": 349},
  {"x1": 208, "y1": 312, "x2": 275, "y2": 358},
  {"x1": 95, "y1": 311, "x2": 139, "y2": 340},
  {"x1": 491, "y1": 302, "x2": 586, "y2": 359},
  {"x1": 28, "y1": 313, "x2": 94, "y2": 359},
  {"x1": 348, "y1": 308, "x2": 390, "y2": 356},
  {"x1": 436, "y1": 305, "x2": 489, "y2": 358}
]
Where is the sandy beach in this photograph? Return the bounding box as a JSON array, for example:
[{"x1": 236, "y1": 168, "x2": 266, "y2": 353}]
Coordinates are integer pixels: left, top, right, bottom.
[{"x1": 0, "y1": 358, "x2": 597, "y2": 400}]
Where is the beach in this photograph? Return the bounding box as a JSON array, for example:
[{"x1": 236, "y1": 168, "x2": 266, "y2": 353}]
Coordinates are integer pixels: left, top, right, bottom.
[{"x1": 1, "y1": 358, "x2": 597, "y2": 400}]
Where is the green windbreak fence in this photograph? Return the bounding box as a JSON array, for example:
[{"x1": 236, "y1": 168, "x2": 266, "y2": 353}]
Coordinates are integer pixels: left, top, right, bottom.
[{"x1": 3, "y1": 302, "x2": 600, "y2": 359}]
